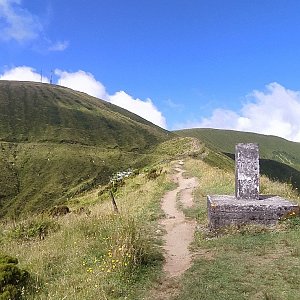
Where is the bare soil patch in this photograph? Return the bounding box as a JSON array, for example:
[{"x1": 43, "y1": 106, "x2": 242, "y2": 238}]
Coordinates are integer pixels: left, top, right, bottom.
[
  {"x1": 146, "y1": 161, "x2": 198, "y2": 299},
  {"x1": 160, "y1": 160, "x2": 198, "y2": 277}
]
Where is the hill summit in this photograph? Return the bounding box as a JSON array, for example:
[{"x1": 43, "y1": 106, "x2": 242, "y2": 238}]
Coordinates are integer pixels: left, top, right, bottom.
[
  {"x1": 0, "y1": 80, "x2": 169, "y2": 149},
  {"x1": 0, "y1": 81, "x2": 172, "y2": 217}
]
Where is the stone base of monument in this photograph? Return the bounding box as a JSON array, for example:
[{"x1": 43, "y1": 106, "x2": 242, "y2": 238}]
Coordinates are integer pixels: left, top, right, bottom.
[{"x1": 207, "y1": 195, "x2": 299, "y2": 230}]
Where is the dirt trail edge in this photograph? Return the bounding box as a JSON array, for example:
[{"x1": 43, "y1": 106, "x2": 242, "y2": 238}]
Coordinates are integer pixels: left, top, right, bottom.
[{"x1": 160, "y1": 160, "x2": 198, "y2": 277}]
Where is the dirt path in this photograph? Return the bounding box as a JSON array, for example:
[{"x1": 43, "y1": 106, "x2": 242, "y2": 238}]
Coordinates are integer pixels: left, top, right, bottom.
[
  {"x1": 145, "y1": 160, "x2": 198, "y2": 300},
  {"x1": 160, "y1": 160, "x2": 198, "y2": 277}
]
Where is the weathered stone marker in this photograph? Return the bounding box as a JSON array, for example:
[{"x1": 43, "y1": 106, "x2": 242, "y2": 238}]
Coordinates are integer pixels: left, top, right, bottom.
[
  {"x1": 235, "y1": 143, "x2": 259, "y2": 200},
  {"x1": 207, "y1": 143, "x2": 299, "y2": 230}
]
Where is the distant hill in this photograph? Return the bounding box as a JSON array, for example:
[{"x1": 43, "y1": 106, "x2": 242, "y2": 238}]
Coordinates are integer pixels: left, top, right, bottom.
[
  {"x1": 176, "y1": 128, "x2": 300, "y2": 191},
  {"x1": 0, "y1": 81, "x2": 173, "y2": 218}
]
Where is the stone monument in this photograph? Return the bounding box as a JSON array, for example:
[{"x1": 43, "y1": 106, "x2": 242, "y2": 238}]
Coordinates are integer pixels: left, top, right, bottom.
[
  {"x1": 235, "y1": 143, "x2": 259, "y2": 200},
  {"x1": 207, "y1": 143, "x2": 299, "y2": 230}
]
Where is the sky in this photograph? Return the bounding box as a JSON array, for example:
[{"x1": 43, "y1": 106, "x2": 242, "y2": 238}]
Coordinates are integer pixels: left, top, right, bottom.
[{"x1": 2, "y1": 1, "x2": 300, "y2": 141}]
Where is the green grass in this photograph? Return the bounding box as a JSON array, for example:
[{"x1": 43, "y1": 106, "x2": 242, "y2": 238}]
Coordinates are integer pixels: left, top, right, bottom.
[
  {"x1": 0, "y1": 81, "x2": 170, "y2": 147},
  {"x1": 0, "y1": 164, "x2": 174, "y2": 299},
  {"x1": 0, "y1": 80, "x2": 177, "y2": 218},
  {"x1": 174, "y1": 158, "x2": 300, "y2": 300},
  {"x1": 176, "y1": 128, "x2": 300, "y2": 163},
  {"x1": 177, "y1": 128, "x2": 300, "y2": 191},
  {"x1": 0, "y1": 136, "x2": 200, "y2": 218},
  {"x1": 0, "y1": 142, "x2": 151, "y2": 218}
]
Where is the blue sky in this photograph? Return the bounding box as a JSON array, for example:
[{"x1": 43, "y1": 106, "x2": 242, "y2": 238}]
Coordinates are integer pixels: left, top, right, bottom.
[{"x1": 2, "y1": 1, "x2": 300, "y2": 141}]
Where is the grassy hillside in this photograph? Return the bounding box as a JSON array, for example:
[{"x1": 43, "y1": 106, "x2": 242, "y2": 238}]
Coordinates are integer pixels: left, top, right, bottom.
[
  {"x1": 0, "y1": 81, "x2": 170, "y2": 148},
  {"x1": 0, "y1": 81, "x2": 174, "y2": 218},
  {"x1": 0, "y1": 137, "x2": 203, "y2": 299},
  {"x1": 2, "y1": 156, "x2": 300, "y2": 299},
  {"x1": 177, "y1": 128, "x2": 300, "y2": 190},
  {"x1": 0, "y1": 162, "x2": 174, "y2": 299}
]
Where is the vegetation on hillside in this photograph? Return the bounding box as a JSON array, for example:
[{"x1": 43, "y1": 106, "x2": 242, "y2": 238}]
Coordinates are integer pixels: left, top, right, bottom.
[
  {"x1": 177, "y1": 128, "x2": 300, "y2": 191},
  {"x1": 0, "y1": 164, "x2": 173, "y2": 299},
  {"x1": 1, "y1": 132, "x2": 300, "y2": 299},
  {"x1": 0, "y1": 81, "x2": 175, "y2": 218},
  {"x1": 3, "y1": 80, "x2": 300, "y2": 299},
  {"x1": 0, "y1": 81, "x2": 170, "y2": 147},
  {"x1": 0, "y1": 253, "x2": 29, "y2": 300},
  {"x1": 0, "y1": 136, "x2": 201, "y2": 299}
]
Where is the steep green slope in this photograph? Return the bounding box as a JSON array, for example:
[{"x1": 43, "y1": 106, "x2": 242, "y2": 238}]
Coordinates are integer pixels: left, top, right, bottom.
[
  {"x1": 0, "y1": 81, "x2": 173, "y2": 218},
  {"x1": 0, "y1": 81, "x2": 170, "y2": 149},
  {"x1": 176, "y1": 128, "x2": 300, "y2": 190}
]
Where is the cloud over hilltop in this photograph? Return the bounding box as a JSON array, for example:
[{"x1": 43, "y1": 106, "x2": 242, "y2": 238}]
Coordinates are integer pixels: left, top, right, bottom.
[
  {"x1": 0, "y1": 66, "x2": 167, "y2": 129},
  {"x1": 55, "y1": 69, "x2": 109, "y2": 100},
  {"x1": 109, "y1": 91, "x2": 167, "y2": 128},
  {"x1": 0, "y1": 65, "x2": 49, "y2": 82},
  {"x1": 177, "y1": 83, "x2": 300, "y2": 142}
]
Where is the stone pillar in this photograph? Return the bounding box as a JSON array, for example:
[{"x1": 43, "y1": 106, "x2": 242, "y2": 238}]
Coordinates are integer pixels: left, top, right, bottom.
[{"x1": 235, "y1": 143, "x2": 259, "y2": 200}]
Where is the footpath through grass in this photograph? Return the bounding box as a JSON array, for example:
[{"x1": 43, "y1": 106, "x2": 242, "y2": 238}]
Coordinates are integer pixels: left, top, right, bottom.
[
  {"x1": 0, "y1": 165, "x2": 174, "y2": 300},
  {"x1": 175, "y1": 159, "x2": 300, "y2": 300}
]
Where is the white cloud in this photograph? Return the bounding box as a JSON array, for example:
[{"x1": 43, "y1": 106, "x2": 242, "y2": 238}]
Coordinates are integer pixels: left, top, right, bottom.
[
  {"x1": 0, "y1": 0, "x2": 42, "y2": 43},
  {"x1": 109, "y1": 91, "x2": 167, "y2": 128},
  {"x1": 0, "y1": 66, "x2": 167, "y2": 128},
  {"x1": 54, "y1": 69, "x2": 167, "y2": 128},
  {"x1": 165, "y1": 98, "x2": 183, "y2": 110},
  {"x1": 48, "y1": 40, "x2": 69, "y2": 52},
  {"x1": 54, "y1": 69, "x2": 109, "y2": 100},
  {"x1": 0, "y1": 0, "x2": 69, "y2": 51},
  {"x1": 180, "y1": 82, "x2": 300, "y2": 142},
  {"x1": 0, "y1": 66, "x2": 49, "y2": 82}
]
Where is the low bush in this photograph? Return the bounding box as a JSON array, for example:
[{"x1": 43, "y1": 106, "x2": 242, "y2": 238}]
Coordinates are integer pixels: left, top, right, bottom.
[
  {"x1": 48, "y1": 205, "x2": 70, "y2": 217},
  {"x1": 0, "y1": 253, "x2": 29, "y2": 300},
  {"x1": 7, "y1": 216, "x2": 60, "y2": 241}
]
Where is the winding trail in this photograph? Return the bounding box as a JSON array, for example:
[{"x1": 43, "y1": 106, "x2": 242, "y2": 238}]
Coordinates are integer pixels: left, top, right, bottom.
[{"x1": 160, "y1": 160, "x2": 198, "y2": 277}]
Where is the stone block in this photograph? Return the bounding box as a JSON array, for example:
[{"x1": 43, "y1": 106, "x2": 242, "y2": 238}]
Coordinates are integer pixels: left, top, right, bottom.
[
  {"x1": 235, "y1": 143, "x2": 259, "y2": 200},
  {"x1": 207, "y1": 195, "x2": 299, "y2": 230}
]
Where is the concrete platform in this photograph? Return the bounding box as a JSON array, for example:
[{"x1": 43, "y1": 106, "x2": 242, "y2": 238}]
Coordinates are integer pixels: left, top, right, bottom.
[{"x1": 207, "y1": 195, "x2": 299, "y2": 230}]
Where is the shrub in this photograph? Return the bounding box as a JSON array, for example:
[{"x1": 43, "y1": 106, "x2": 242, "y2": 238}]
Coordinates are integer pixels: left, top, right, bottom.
[
  {"x1": 49, "y1": 205, "x2": 70, "y2": 217},
  {"x1": 8, "y1": 216, "x2": 60, "y2": 240},
  {"x1": 0, "y1": 253, "x2": 29, "y2": 300},
  {"x1": 146, "y1": 168, "x2": 162, "y2": 180}
]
